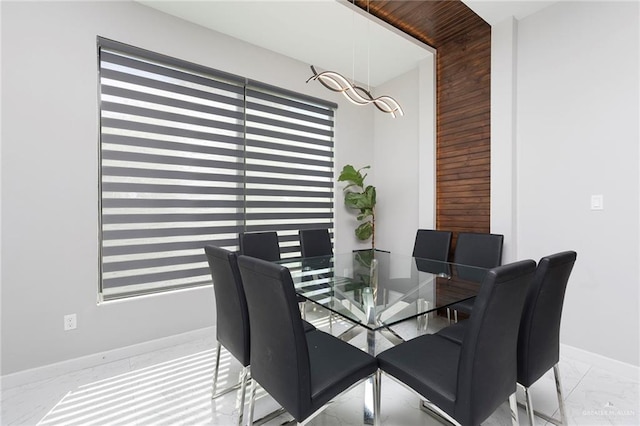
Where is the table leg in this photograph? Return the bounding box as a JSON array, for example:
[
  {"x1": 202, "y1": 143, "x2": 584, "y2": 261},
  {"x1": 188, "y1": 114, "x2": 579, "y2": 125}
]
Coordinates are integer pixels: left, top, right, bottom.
[
  {"x1": 362, "y1": 259, "x2": 382, "y2": 425},
  {"x1": 363, "y1": 328, "x2": 376, "y2": 424},
  {"x1": 416, "y1": 298, "x2": 429, "y2": 332}
]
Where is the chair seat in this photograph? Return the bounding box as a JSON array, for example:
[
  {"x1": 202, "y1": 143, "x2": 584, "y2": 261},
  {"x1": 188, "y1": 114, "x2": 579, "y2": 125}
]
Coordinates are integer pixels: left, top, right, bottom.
[
  {"x1": 306, "y1": 330, "x2": 377, "y2": 414},
  {"x1": 435, "y1": 320, "x2": 467, "y2": 345},
  {"x1": 377, "y1": 334, "x2": 460, "y2": 416},
  {"x1": 450, "y1": 297, "x2": 475, "y2": 314}
]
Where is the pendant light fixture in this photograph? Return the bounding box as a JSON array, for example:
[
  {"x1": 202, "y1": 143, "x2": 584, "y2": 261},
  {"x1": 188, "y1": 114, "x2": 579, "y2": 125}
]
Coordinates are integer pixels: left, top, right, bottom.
[
  {"x1": 307, "y1": 66, "x2": 403, "y2": 117},
  {"x1": 306, "y1": 1, "x2": 404, "y2": 118}
]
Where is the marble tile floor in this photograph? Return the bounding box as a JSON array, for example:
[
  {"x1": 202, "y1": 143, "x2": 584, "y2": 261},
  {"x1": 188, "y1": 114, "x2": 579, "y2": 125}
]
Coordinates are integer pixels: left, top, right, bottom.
[{"x1": 1, "y1": 310, "x2": 638, "y2": 426}]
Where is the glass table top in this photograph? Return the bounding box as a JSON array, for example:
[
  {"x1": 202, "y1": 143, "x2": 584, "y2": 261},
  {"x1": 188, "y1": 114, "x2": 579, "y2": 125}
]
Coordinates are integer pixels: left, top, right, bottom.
[{"x1": 277, "y1": 250, "x2": 489, "y2": 331}]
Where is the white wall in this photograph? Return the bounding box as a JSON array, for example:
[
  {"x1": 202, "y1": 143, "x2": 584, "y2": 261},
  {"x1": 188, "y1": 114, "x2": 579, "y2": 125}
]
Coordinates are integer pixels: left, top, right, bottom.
[
  {"x1": 417, "y1": 57, "x2": 438, "y2": 232},
  {"x1": 333, "y1": 104, "x2": 376, "y2": 254},
  {"x1": 373, "y1": 63, "x2": 435, "y2": 255},
  {"x1": 0, "y1": 0, "x2": 375, "y2": 375},
  {"x1": 492, "y1": 1, "x2": 640, "y2": 366},
  {"x1": 490, "y1": 17, "x2": 518, "y2": 263}
]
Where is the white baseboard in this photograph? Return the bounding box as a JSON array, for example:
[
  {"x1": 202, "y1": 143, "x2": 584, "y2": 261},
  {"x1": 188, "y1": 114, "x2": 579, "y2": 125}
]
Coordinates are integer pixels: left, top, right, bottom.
[
  {"x1": 561, "y1": 343, "x2": 640, "y2": 380},
  {"x1": 1, "y1": 326, "x2": 215, "y2": 391}
]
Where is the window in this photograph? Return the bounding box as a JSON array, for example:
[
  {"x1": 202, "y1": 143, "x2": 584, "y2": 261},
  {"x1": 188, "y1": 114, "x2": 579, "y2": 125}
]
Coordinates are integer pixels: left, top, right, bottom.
[{"x1": 98, "y1": 38, "x2": 335, "y2": 300}]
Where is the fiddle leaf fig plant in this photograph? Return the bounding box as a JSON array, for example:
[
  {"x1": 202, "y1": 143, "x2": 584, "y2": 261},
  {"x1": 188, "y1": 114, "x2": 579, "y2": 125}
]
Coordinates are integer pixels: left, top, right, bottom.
[{"x1": 338, "y1": 164, "x2": 376, "y2": 248}]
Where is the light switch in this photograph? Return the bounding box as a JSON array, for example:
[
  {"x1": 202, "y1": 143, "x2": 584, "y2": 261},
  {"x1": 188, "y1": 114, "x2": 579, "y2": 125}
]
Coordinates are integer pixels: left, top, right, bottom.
[{"x1": 591, "y1": 194, "x2": 604, "y2": 210}]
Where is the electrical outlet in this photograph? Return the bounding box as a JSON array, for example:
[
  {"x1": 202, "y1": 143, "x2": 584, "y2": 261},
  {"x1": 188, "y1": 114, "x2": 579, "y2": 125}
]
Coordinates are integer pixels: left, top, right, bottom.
[
  {"x1": 591, "y1": 194, "x2": 604, "y2": 210},
  {"x1": 64, "y1": 314, "x2": 77, "y2": 331}
]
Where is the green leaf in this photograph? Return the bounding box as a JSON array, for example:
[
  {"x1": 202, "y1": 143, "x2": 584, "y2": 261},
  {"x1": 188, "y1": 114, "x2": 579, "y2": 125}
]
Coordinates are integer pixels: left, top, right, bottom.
[
  {"x1": 357, "y1": 208, "x2": 373, "y2": 221},
  {"x1": 338, "y1": 164, "x2": 372, "y2": 189},
  {"x1": 345, "y1": 192, "x2": 373, "y2": 210},
  {"x1": 364, "y1": 185, "x2": 376, "y2": 206},
  {"x1": 355, "y1": 221, "x2": 373, "y2": 240},
  {"x1": 337, "y1": 164, "x2": 364, "y2": 188},
  {"x1": 354, "y1": 249, "x2": 374, "y2": 266}
]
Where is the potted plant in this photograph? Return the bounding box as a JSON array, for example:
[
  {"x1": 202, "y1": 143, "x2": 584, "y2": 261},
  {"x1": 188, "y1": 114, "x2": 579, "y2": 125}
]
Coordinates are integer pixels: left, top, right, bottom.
[{"x1": 338, "y1": 164, "x2": 377, "y2": 249}]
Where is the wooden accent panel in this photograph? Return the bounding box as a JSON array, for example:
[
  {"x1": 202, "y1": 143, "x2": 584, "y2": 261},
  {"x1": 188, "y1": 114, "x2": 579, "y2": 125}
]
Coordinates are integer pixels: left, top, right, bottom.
[
  {"x1": 437, "y1": 23, "x2": 492, "y2": 255},
  {"x1": 355, "y1": 1, "x2": 486, "y2": 48},
  {"x1": 355, "y1": 1, "x2": 492, "y2": 255}
]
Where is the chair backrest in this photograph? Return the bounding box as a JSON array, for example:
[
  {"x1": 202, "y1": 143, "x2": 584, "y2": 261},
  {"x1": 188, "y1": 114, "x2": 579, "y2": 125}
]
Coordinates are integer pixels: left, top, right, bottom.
[
  {"x1": 238, "y1": 231, "x2": 281, "y2": 262},
  {"x1": 204, "y1": 245, "x2": 250, "y2": 366},
  {"x1": 299, "y1": 228, "x2": 333, "y2": 258},
  {"x1": 455, "y1": 259, "x2": 536, "y2": 425},
  {"x1": 237, "y1": 255, "x2": 312, "y2": 420},
  {"x1": 518, "y1": 251, "x2": 577, "y2": 387},
  {"x1": 412, "y1": 229, "x2": 452, "y2": 261},
  {"x1": 454, "y1": 232, "x2": 504, "y2": 268}
]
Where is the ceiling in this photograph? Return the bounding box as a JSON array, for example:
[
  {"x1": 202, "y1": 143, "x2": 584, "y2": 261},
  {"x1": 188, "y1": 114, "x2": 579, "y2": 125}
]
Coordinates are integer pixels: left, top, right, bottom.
[
  {"x1": 137, "y1": 0, "x2": 556, "y2": 86},
  {"x1": 138, "y1": 0, "x2": 434, "y2": 87},
  {"x1": 463, "y1": 1, "x2": 556, "y2": 25}
]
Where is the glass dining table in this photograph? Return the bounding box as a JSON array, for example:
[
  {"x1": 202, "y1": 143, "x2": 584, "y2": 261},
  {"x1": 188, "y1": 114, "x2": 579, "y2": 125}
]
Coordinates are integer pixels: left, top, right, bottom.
[{"x1": 277, "y1": 249, "x2": 489, "y2": 424}]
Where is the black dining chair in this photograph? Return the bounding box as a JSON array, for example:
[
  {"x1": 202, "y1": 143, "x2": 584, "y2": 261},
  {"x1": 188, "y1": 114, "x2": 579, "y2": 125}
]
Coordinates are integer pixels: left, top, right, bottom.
[
  {"x1": 517, "y1": 250, "x2": 575, "y2": 425},
  {"x1": 299, "y1": 228, "x2": 333, "y2": 258},
  {"x1": 377, "y1": 259, "x2": 536, "y2": 426},
  {"x1": 204, "y1": 245, "x2": 252, "y2": 426},
  {"x1": 204, "y1": 245, "x2": 316, "y2": 425},
  {"x1": 411, "y1": 229, "x2": 452, "y2": 330},
  {"x1": 448, "y1": 232, "x2": 504, "y2": 322},
  {"x1": 238, "y1": 231, "x2": 281, "y2": 262},
  {"x1": 239, "y1": 230, "x2": 309, "y2": 317},
  {"x1": 299, "y1": 228, "x2": 336, "y2": 329},
  {"x1": 412, "y1": 229, "x2": 452, "y2": 261},
  {"x1": 436, "y1": 251, "x2": 576, "y2": 425},
  {"x1": 237, "y1": 255, "x2": 380, "y2": 426}
]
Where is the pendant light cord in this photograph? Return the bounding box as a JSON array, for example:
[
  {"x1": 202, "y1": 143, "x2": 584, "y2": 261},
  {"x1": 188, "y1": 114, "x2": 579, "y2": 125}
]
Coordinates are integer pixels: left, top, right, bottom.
[
  {"x1": 352, "y1": 0, "x2": 356, "y2": 85},
  {"x1": 367, "y1": 0, "x2": 370, "y2": 92}
]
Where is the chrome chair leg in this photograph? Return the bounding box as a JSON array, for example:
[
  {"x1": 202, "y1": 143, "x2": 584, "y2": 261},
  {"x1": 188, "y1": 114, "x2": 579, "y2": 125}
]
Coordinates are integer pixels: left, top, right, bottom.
[
  {"x1": 373, "y1": 370, "x2": 381, "y2": 426},
  {"x1": 509, "y1": 392, "x2": 520, "y2": 426},
  {"x1": 518, "y1": 369, "x2": 566, "y2": 426},
  {"x1": 420, "y1": 398, "x2": 461, "y2": 425},
  {"x1": 524, "y1": 386, "x2": 535, "y2": 426},
  {"x1": 416, "y1": 299, "x2": 429, "y2": 332},
  {"x1": 299, "y1": 301, "x2": 306, "y2": 320},
  {"x1": 212, "y1": 342, "x2": 244, "y2": 399},
  {"x1": 445, "y1": 307, "x2": 459, "y2": 323},
  {"x1": 212, "y1": 341, "x2": 222, "y2": 398},
  {"x1": 554, "y1": 364, "x2": 567, "y2": 425},
  {"x1": 247, "y1": 376, "x2": 257, "y2": 426},
  {"x1": 236, "y1": 366, "x2": 250, "y2": 426}
]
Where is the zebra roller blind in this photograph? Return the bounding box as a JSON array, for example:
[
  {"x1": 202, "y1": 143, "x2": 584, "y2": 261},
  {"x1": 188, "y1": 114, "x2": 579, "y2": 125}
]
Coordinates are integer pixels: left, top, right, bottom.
[
  {"x1": 244, "y1": 83, "x2": 335, "y2": 256},
  {"x1": 99, "y1": 38, "x2": 335, "y2": 300}
]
